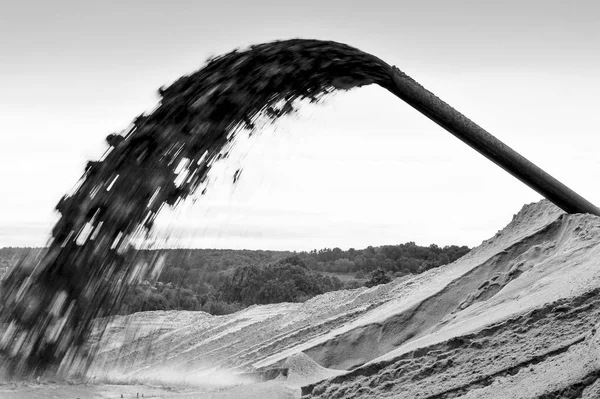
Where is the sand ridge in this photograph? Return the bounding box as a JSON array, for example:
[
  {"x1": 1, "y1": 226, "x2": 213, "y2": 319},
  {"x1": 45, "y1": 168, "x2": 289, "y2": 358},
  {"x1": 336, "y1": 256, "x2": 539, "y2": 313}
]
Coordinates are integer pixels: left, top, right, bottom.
[{"x1": 9, "y1": 199, "x2": 600, "y2": 398}]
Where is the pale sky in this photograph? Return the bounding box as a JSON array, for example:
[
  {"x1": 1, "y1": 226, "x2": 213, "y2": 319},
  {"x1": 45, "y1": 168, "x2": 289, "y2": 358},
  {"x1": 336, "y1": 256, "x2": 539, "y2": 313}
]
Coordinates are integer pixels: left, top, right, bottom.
[{"x1": 1, "y1": 1, "x2": 599, "y2": 250}]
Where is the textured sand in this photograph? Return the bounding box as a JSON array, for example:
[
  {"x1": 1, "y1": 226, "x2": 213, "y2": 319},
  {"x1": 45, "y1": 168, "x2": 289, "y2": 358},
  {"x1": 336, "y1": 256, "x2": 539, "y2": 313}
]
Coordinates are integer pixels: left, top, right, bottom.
[{"x1": 7, "y1": 199, "x2": 600, "y2": 398}]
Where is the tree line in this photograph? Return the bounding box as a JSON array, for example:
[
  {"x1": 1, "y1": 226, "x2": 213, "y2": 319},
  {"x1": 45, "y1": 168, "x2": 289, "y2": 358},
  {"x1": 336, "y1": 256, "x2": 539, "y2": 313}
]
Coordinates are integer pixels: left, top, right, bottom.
[
  {"x1": 0, "y1": 243, "x2": 470, "y2": 316},
  {"x1": 118, "y1": 242, "x2": 469, "y2": 315}
]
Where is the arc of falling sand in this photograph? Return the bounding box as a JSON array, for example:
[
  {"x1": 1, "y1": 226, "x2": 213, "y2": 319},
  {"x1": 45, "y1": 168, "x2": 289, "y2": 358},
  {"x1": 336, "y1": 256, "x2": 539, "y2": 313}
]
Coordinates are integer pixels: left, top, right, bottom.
[{"x1": 0, "y1": 38, "x2": 596, "y2": 376}]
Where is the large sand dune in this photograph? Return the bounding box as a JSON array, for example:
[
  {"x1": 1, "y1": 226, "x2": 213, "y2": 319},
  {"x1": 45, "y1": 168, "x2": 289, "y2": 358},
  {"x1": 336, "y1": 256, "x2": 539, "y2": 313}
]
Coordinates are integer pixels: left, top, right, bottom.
[{"x1": 5, "y1": 199, "x2": 600, "y2": 398}]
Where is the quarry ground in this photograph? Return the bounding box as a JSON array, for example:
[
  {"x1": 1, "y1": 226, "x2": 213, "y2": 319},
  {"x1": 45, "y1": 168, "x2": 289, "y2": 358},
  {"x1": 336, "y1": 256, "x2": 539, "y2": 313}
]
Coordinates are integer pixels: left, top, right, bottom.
[
  {"x1": 4, "y1": 200, "x2": 600, "y2": 398},
  {"x1": 0, "y1": 381, "x2": 298, "y2": 398}
]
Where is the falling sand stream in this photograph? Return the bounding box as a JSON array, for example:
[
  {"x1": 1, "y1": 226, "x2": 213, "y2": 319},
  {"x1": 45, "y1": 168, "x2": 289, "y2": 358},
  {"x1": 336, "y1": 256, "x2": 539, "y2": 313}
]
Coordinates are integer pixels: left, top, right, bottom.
[
  {"x1": 0, "y1": 38, "x2": 591, "y2": 378},
  {"x1": 0, "y1": 39, "x2": 397, "y2": 376}
]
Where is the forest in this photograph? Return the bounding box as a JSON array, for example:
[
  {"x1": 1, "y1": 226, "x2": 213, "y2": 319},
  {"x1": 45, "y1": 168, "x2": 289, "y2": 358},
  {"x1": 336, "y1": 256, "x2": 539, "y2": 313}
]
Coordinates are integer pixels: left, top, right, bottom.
[
  {"x1": 0, "y1": 243, "x2": 470, "y2": 316},
  {"x1": 116, "y1": 242, "x2": 470, "y2": 315}
]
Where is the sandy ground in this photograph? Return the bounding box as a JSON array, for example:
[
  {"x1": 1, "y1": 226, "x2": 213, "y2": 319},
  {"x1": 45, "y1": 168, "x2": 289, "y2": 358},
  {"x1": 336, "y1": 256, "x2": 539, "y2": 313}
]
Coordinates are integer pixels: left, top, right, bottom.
[
  {"x1": 0, "y1": 381, "x2": 297, "y2": 399},
  {"x1": 6, "y1": 199, "x2": 600, "y2": 398}
]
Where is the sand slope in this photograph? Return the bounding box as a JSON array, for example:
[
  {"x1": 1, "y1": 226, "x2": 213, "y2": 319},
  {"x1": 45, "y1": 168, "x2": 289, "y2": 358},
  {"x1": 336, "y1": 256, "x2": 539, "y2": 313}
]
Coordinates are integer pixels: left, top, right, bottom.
[{"x1": 29, "y1": 199, "x2": 600, "y2": 398}]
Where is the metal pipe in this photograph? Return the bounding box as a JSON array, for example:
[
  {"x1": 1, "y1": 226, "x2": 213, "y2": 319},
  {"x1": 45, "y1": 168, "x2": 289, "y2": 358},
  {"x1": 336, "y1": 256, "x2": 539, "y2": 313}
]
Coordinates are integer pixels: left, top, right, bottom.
[{"x1": 386, "y1": 66, "x2": 600, "y2": 216}]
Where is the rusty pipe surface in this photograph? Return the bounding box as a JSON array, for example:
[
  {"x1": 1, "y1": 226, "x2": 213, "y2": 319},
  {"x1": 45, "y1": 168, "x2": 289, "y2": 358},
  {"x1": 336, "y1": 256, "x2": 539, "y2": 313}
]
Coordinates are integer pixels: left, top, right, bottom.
[{"x1": 385, "y1": 66, "x2": 600, "y2": 216}]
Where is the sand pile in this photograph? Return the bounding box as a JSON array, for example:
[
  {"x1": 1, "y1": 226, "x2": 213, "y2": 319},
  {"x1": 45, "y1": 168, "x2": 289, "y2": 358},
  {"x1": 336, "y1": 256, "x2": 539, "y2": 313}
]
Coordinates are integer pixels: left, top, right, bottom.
[
  {"x1": 6, "y1": 199, "x2": 600, "y2": 397},
  {"x1": 70, "y1": 200, "x2": 599, "y2": 398},
  {"x1": 304, "y1": 201, "x2": 600, "y2": 398},
  {"x1": 255, "y1": 200, "x2": 569, "y2": 371},
  {"x1": 279, "y1": 352, "x2": 343, "y2": 388}
]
